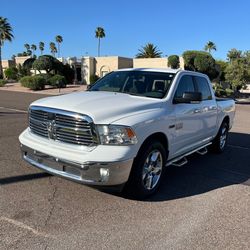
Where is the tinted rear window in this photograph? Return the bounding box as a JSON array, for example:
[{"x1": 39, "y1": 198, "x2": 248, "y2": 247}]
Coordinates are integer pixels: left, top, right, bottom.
[{"x1": 195, "y1": 76, "x2": 212, "y2": 100}]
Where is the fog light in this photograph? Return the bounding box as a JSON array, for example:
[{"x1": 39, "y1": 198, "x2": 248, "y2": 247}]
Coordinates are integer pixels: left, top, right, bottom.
[{"x1": 100, "y1": 168, "x2": 109, "y2": 182}]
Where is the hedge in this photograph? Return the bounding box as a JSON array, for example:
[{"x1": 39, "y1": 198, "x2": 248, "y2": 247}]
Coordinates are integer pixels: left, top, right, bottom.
[
  {"x1": 48, "y1": 74, "x2": 67, "y2": 88},
  {"x1": 0, "y1": 79, "x2": 7, "y2": 87},
  {"x1": 20, "y1": 75, "x2": 46, "y2": 90}
]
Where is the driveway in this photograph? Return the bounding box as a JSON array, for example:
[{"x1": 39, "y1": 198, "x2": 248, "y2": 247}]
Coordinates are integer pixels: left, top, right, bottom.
[{"x1": 0, "y1": 91, "x2": 249, "y2": 249}]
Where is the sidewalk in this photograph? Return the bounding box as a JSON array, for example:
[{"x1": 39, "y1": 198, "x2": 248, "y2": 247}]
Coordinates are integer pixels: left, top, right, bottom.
[{"x1": 0, "y1": 82, "x2": 87, "y2": 95}]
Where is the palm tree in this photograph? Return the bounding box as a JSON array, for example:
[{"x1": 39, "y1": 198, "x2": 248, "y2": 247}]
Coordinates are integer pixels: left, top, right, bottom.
[
  {"x1": 136, "y1": 43, "x2": 162, "y2": 58},
  {"x1": 95, "y1": 27, "x2": 105, "y2": 57},
  {"x1": 24, "y1": 43, "x2": 30, "y2": 52},
  {"x1": 39, "y1": 42, "x2": 44, "y2": 55},
  {"x1": 24, "y1": 43, "x2": 32, "y2": 56},
  {"x1": 31, "y1": 44, "x2": 37, "y2": 57},
  {"x1": 0, "y1": 17, "x2": 14, "y2": 78},
  {"x1": 204, "y1": 41, "x2": 217, "y2": 54},
  {"x1": 55, "y1": 35, "x2": 63, "y2": 57},
  {"x1": 50, "y1": 42, "x2": 57, "y2": 57}
]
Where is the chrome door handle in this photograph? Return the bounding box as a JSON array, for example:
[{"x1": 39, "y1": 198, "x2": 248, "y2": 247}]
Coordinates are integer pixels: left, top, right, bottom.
[
  {"x1": 210, "y1": 106, "x2": 217, "y2": 110},
  {"x1": 193, "y1": 109, "x2": 201, "y2": 113}
]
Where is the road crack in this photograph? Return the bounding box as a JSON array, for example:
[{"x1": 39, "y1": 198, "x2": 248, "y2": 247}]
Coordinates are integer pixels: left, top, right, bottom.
[{"x1": 44, "y1": 177, "x2": 58, "y2": 227}]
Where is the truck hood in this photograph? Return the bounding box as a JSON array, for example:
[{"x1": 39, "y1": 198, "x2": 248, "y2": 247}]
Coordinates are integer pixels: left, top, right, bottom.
[{"x1": 30, "y1": 91, "x2": 163, "y2": 124}]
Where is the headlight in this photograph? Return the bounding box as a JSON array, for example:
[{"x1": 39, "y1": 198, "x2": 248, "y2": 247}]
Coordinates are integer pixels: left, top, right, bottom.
[{"x1": 97, "y1": 125, "x2": 138, "y2": 145}]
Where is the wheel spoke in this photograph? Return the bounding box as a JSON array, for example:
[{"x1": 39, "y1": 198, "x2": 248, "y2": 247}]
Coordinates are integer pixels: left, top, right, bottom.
[
  {"x1": 145, "y1": 174, "x2": 153, "y2": 189},
  {"x1": 152, "y1": 165, "x2": 162, "y2": 175},
  {"x1": 150, "y1": 151, "x2": 160, "y2": 162},
  {"x1": 142, "y1": 149, "x2": 163, "y2": 190}
]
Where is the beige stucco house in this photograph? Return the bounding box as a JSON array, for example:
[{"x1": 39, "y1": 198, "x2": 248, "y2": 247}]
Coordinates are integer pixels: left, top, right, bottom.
[
  {"x1": 1, "y1": 56, "x2": 30, "y2": 78},
  {"x1": 1, "y1": 55, "x2": 184, "y2": 84},
  {"x1": 81, "y1": 56, "x2": 184, "y2": 84},
  {"x1": 81, "y1": 56, "x2": 133, "y2": 84},
  {"x1": 1, "y1": 60, "x2": 15, "y2": 78}
]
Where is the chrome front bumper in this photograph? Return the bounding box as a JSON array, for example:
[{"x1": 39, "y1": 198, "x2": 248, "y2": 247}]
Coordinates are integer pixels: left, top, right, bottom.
[{"x1": 20, "y1": 145, "x2": 133, "y2": 186}]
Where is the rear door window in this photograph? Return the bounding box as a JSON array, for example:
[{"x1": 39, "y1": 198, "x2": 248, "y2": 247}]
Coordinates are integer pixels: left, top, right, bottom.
[{"x1": 195, "y1": 76, "x2": 212, "y2": 100}]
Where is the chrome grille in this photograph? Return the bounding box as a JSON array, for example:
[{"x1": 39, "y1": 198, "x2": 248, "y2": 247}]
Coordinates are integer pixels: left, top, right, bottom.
[{"x1": 29, "y1": 106, "x2": 98, "y2": 146}]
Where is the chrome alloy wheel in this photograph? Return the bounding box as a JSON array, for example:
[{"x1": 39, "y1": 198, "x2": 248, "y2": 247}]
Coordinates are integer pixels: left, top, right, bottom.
[
  {"x1": 142, "y1": 150, "x2": 163, "y2": 190},
  {"x1": 220, "y1": 126, "x2": 227, "y2": 150}
]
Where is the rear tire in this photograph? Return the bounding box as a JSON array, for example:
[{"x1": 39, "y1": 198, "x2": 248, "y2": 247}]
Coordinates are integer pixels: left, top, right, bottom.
[
  {"x1": 210, "y1": 121, "x2": 229, "y2": 153},
  {"x1": 124, "y1": 140, "x2": 167, "y2": 199}
]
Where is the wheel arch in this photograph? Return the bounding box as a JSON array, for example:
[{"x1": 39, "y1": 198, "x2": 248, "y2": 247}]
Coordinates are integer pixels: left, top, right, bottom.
[
  {"x1": 137, "y1": 132, "x2": 169, "y2": 158},
  {"x1": 222, "y1": 115, "x2": 230, "y2": 127}
]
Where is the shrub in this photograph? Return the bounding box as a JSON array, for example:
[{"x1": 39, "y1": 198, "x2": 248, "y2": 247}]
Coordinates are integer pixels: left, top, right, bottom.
[
  {"x1": 20, "y1": 75, "x2": 46, "y2": 90},
  {"x1": 48, "y1": 74, "x2": 67, "y2": 88},
  {"x1": 168, "y1": 55, "x2": 180, "y2": 69},
  {"x1": 20, "y1": 76, "x2": 33, "y2": 88},
  {"x1": 4, "y1": 67, "x2": 18, "y2": 80},
  {"x1": 17, "y1": 64, "x2": 31, "y2": 78},
  {"x1": 90, "y1": 75, "x2": 99, "y2": 84},
  {"x1": 225, "y1": 88, "x2": 234, "y2": 97},
  {"x1": 31, "y1": 75, "x2": 46, "y2": 90},
  {"x1": 214, "y1": 88, "x2": 226, "y2": 97},
  {"x1": 0, "y1": 79, "x2": 7, "y2": 87},
  {"x1": 38, "y1": 73, "x2": 52, "y2": 83}
]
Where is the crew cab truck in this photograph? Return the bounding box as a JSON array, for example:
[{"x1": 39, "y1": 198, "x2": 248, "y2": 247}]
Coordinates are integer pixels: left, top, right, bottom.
[{"x1": 19, "y1": 69, "x2": 235, "y2": 198}]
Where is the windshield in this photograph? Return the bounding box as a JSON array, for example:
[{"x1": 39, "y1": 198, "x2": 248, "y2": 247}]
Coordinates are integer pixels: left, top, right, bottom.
[{"x1": 88, "y1": 70, "x2": 176, "y2": 99}]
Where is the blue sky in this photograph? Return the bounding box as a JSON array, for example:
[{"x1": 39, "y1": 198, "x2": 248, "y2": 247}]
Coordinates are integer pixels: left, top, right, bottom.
[{"x1": 1, "y1": 0, "x2": 250, "y2": 60}]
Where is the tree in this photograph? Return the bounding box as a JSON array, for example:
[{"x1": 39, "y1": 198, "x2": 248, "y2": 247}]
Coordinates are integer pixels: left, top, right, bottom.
[
  {"x1": 215, "y1": 60, "x2": 228, "y2": 82},
  {"x1": 227, "y1": 48, "x2": 242, "y2": 62},
  {"x1": 95, "y1": 27, "x2": 105, "y2": 57},
  {"x1": 0, "y1": 17, "x2": 14, "y2": 78},
  {"x1": 23, "y1": 58, "x2": 36, "y2": 69},
  {"x1": 33, "y1": 55, "x2": 55, "y2": 73},
  {"x1": 55, "y1": 35, "x2": 63, "y2": 57},
  {"x1": 31, "y1": 44, "x2": 37, "y2": 57},
  {"x1": 167, "y1": 55, "x2": 180, "y2": 69},
  {"x1": 204, "y1": 41, "x2": 217, "y2": 54},
  {"x1": 24, "y1": 43, "x2": 30, "y2": 52},
  {"x1": 39, "y1": 42, "x2": 44, "y2": 55},
  {"x1": 24, "y1": 44, "x2": 32, "y2": 56},
  {"x1": 50, "y1": 42, "x2": 57, "y2": 57},
  {"x1": 183, "y1": 50, "x2": 218, "y2": 80},
  {"x1": 136, "y1": 43, "x2": 162, "y2": 58},
  {"x1": 225, "y1": 52, "x2": 250, "y2": 92}
]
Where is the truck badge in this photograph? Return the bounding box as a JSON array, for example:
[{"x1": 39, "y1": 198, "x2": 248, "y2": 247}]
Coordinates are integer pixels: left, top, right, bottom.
[{"x1": 47, "y1": 120, "x2": 56, "y2": 139}]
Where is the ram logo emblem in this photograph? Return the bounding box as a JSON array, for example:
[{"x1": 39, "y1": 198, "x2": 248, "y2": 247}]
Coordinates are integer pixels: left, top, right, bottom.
[{"x1": 47, "y1": 120, "x2": 56, "y2": 140}]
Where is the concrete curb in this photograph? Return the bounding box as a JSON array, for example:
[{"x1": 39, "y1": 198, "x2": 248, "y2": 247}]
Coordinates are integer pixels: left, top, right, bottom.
[{"x1": 0, "y1": 83, "x2": 87, "y2": 96}]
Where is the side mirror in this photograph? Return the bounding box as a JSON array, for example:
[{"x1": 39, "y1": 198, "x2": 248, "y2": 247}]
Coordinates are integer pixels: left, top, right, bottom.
[{"x1": 174, "y1": 91, "x2": 202, "y2": 104}]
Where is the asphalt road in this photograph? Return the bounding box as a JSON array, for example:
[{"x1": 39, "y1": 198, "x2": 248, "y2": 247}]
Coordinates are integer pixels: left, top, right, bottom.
[{"x1": 0, "y1": 90, "x2": 249, "y2": 250}]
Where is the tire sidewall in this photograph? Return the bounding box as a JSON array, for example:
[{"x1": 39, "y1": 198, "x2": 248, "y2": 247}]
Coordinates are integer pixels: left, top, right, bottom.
[
  {"x1": 211, "y1": 121, "x2": 229, "y2": 153},
  {"x1": 126, "y1": 140, "x2": 167, "y2": 198},
  {"x1": 219, "y1": 122, "x2": 229, "y2": 152}
]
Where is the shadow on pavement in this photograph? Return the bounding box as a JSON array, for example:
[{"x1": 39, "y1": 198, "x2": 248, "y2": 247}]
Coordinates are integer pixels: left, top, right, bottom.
[
  {"x1": 114, "y1": 132, "x2": 250, "y2": 202},
  {"x1": 0, "y1": 173, "x2": 51, "y2": 185},
  {"x1": 147, "y1": 131, "x2": 250, "y2": 202}
]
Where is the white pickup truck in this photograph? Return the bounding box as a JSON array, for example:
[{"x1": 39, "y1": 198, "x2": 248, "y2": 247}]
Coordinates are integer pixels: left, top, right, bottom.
[{"x1": 19, "y1": 68, "x2": 235, "y2": 198}]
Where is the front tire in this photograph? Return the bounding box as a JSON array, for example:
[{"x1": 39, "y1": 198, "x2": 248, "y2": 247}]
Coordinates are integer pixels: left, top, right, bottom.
[{"x1": 124, "y1": 140, "x2": 167, "y2": 199}]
